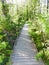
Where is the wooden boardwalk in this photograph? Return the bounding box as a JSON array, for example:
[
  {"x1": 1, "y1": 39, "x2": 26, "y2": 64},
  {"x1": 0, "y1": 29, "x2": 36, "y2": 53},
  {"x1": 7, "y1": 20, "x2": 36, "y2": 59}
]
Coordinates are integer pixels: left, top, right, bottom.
[{"x1": 10, "y1": 23, "x2": 44, "y2": 65}]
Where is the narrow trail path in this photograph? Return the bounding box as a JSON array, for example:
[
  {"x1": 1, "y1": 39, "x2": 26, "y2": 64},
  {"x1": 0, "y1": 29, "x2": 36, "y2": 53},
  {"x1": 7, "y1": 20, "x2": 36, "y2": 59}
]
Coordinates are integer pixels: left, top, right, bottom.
[{"x1": 10, "y1": 23, "x2": 44, "y2": 65}]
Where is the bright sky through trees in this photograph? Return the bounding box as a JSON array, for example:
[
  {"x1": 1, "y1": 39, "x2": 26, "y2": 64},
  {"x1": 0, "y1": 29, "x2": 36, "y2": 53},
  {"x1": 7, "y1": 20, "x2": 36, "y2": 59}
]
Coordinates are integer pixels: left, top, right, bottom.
[
  {"x1": 12, "y1": 0, "x2": 27, "y2": 5},
  {"x1": 5, "y1": 0, "x2": 26, "y2": 4}
]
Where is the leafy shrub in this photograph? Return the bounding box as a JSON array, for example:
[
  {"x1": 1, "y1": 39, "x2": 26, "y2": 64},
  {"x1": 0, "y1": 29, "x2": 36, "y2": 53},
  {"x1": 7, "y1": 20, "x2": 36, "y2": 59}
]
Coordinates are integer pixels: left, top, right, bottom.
[
  {"x1": 28, "y1": 7, "x2": 49, "y2": 65},
  {"x1": 0, "y1": 1, "x2": 26, "y2": 65}
]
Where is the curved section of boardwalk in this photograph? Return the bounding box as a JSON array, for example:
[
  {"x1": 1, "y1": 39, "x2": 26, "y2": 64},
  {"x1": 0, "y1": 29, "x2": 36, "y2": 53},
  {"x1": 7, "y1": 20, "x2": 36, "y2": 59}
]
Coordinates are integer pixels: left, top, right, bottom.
[{"x1": 10, "y1": 24, "x2": 44, "y2": 65}]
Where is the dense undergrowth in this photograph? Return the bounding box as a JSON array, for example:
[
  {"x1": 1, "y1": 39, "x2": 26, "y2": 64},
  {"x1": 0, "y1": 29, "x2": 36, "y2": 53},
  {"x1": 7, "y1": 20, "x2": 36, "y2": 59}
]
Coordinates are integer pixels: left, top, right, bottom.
[
  {"x1": 0, "y1": 0, "x2": 49, "y2": 65},
  {"x1": 28, "y1": 14, "x2": 49, "y2": 65},
  {"x1": 28, "y1": 0, "x2": 49, "y2": 65},
  {"x1": 0, "y1": 1, "x2": 26, "y2": 65}
]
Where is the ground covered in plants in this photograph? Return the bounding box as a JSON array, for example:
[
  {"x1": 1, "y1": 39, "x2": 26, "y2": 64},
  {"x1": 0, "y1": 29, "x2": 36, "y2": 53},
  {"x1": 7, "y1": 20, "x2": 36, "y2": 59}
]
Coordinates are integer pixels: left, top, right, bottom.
[
  {"x1": 0, "y1": 0, "x2": 49, "y2": 65},
  {"x1": 28, "y1": 0, "x2": 49, "y2": 65},
  {"x1": 0, "y1": 1, "x2": 27, "y2": 65}
]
